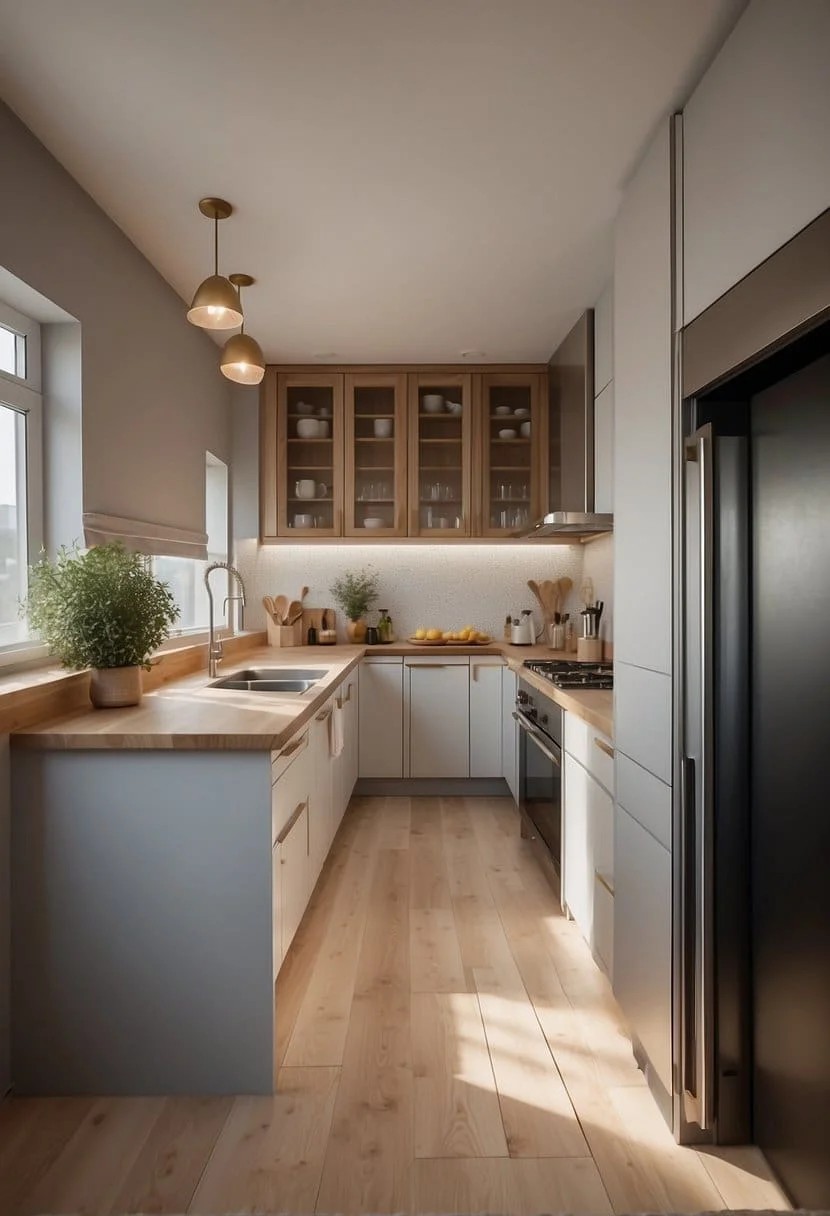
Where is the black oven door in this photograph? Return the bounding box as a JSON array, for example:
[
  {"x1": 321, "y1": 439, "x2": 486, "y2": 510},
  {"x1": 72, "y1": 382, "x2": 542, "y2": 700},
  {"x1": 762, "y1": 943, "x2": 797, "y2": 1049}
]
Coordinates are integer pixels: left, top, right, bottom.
[{"x1": 514, "y1": 710, "x2": 562, "y2": 872}]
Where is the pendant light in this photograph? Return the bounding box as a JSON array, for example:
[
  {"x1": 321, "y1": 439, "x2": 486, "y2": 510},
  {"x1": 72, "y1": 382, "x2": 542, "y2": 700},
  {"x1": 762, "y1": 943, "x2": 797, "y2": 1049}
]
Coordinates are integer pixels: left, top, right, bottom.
[
  {"x1": 220, "y1": 274, "x2": 265, "y2": 385},
  {"x1": 186, "y1": 198, "x2": 244, "y2": 330}
]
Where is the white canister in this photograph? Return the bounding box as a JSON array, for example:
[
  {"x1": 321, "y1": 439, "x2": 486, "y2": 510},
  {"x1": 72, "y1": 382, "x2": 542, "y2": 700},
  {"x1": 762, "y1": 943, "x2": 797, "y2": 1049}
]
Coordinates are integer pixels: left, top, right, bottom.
[
  {"x1": 296, "y1": 418, "x2": 321, "y2": 438},
  {"x1": 317, "y1": 419, "x2": 330, "y2": 438},
  {"x1": 373, "y1": 418, "x2": 393, "y2": 438},
  {"x1": 295, "y1": 479, "x2": 316, "y2": 498}
]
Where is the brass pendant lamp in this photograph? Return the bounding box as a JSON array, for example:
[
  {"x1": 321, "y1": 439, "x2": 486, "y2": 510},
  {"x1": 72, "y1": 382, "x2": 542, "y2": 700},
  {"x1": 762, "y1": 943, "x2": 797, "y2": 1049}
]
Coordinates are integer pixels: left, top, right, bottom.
[
  {"x1": 220, "y1": 274, "x2": 265, "y2": 385},
  {"x1": 186, "y1": 198, "x2": 244, "y2": 331}
]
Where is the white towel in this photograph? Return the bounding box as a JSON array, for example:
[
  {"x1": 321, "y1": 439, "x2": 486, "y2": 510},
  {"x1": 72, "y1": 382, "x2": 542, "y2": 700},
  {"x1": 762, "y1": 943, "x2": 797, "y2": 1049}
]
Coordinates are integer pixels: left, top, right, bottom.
[{"x1": 329, "y1": 703, "x2": 345, "y2": 758}]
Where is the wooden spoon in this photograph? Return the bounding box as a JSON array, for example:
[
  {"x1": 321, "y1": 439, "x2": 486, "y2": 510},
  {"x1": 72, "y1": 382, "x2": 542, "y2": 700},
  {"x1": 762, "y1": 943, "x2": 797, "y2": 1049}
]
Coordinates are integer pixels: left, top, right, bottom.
[
  {"x1": 263, "y1": 596, "x2": 279, "y2": 621},
  {"x1": 540, "y1": 579, "x2": 560, "y2": 620},
  {"x1": 286, "y1": 599, "x2": 303, "y2": 624},
  {"x1": 273, "y1": 594, "x2": 289, "y2": 624},
  {"x1": 527, "y1": 579, "x2": 548, "y2": 619}
]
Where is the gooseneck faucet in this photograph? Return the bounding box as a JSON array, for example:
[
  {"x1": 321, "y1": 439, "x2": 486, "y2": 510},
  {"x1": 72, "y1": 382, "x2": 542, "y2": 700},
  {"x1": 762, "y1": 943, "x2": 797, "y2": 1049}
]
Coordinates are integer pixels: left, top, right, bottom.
[{"x1": 205, "y1": 561, "x2": 247, "y2": 678}]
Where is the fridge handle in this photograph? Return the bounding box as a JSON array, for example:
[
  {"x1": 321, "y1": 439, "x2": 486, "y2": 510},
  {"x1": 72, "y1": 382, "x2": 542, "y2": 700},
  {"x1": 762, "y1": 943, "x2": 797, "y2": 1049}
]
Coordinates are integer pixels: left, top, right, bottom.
[{"x1": 684, "y1": 427, "x2": 715, "y2": 1131}]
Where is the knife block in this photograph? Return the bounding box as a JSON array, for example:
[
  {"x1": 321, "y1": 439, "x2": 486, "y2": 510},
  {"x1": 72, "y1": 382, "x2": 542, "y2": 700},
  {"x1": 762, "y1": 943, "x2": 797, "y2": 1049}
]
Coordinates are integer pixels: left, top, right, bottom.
[
  {"x1": 577, "y1": 636, "x2": 603, "y2": 662},
  {"x1": 266, "y1": 618, "x2": 302, "y2": 647}
]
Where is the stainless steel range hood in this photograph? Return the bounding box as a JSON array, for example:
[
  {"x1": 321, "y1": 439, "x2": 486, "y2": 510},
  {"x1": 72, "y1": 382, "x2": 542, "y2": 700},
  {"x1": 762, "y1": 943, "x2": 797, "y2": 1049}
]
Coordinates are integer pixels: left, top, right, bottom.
[{"x1": 522, "y1": 309, "x2": 613, "y2": 540}]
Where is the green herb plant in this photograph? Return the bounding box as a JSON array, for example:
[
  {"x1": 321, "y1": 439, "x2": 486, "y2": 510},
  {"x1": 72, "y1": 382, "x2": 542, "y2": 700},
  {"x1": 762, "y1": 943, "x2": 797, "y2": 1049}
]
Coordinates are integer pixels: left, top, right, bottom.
[
  {"x1": 329, "y1": 567, "x2": 379, "y2": 622},
  {"x1": 24, "y1": 543, "x2": 180, "y2": 670}
]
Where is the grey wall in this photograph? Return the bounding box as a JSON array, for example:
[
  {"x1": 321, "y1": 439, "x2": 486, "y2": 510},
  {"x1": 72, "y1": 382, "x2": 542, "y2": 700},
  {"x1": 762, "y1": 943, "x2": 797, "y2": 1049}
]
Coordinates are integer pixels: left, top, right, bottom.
[{"x1": 0, "y1": 101, "x2": 232, "y2": 535}]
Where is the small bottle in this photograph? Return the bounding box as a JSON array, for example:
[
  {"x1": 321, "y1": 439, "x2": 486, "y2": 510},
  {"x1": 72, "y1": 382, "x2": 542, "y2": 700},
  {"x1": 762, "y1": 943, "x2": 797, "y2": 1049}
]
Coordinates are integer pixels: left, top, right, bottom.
[
  {"x1": 307, "y1": 625, "x2": 318, "y2": 645},
  {"x1": 504, "y1": 613, "x2": 512, "y2": 640}
]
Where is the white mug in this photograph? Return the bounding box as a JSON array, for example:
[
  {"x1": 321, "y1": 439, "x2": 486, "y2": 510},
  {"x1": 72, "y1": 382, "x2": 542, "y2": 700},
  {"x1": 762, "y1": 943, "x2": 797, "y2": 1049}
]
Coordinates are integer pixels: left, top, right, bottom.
[
  {"x1": 295, "y1": 479, "x2": 316, "y2": 499},
  {"x1": 373, "y1": 418, "x2": 393, "y2": 438},
  {"x1": 293, "y1": 513, "x2": 314, "y2": 528}
]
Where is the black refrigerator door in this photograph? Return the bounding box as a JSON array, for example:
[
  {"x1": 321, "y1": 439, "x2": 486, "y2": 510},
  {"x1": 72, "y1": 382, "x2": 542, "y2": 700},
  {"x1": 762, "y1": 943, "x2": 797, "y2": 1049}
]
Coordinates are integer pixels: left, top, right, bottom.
[{"x1": 750, "y1": 352, "x2": 830, "y2": 1208}]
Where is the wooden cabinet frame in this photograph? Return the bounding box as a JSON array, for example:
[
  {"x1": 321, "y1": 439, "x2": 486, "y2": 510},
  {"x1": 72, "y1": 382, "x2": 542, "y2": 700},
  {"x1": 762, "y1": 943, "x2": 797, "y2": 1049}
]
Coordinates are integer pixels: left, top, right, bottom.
[
  {"x1": 477, "y1": 372, "x2": 547, "y2": 538},
  {"x1": 344, "y1": 373, "x2": 408, "y2": 537},
  {"x1": 407, "y1": 371, "x2": 473, "y2": 538},
  {"x1": 276, "y1": 372, "x2": 344, "y2": 538}
]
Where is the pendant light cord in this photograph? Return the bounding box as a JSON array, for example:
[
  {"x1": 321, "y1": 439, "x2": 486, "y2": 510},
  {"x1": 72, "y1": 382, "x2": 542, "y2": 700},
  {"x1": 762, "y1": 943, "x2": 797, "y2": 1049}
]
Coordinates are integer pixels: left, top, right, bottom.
[{"x1": 213, "y1": 213, "x2": 219, "y2": 276}]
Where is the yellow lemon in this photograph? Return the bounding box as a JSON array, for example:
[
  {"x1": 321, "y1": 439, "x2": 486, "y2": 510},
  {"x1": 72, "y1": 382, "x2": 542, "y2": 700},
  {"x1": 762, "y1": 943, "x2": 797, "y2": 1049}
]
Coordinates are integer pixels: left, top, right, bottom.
[
  {"x1": 426, "y1": 628, "x2": 442, "y2": 640},
  {"x1": 414, "y1": 627, "x2": 427, "y2": 639}
]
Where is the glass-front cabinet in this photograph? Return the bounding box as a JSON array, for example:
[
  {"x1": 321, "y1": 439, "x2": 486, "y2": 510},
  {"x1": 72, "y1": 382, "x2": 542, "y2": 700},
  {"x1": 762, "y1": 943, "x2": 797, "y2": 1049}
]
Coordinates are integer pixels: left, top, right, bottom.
[
  {"x1": 407, "y1": 372, "x2": 473, "y2": 537},
  {"x1": 344, "y1": 373, "x2": 408, "y2": 537},
  {"x1": 276, "y1": 373, "x2": 344, "y2": 538},
  {"x1": 478, "y1": 373, "x2": 545, "y2": 537}
]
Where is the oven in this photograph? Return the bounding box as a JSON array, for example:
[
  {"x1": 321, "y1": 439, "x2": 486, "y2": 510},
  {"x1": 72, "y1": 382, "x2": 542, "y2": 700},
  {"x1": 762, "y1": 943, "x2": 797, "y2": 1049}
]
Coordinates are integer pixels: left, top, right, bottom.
[{"x1": 513, "y1": 678, "x2": 563, "y2": 884}]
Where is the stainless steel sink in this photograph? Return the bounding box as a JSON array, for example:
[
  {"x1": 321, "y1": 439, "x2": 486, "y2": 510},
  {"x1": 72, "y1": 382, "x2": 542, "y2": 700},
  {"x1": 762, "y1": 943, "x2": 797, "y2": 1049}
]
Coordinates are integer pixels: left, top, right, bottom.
[{"x1": 209, "y1": 667, "x2": 328, "y2": 694}]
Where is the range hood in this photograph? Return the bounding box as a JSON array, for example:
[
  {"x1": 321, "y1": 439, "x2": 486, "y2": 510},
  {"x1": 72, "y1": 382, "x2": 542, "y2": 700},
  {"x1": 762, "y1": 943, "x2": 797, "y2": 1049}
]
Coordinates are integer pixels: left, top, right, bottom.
[{"x1": 522, "y1": 309, "x2": 613, "y2": 540}]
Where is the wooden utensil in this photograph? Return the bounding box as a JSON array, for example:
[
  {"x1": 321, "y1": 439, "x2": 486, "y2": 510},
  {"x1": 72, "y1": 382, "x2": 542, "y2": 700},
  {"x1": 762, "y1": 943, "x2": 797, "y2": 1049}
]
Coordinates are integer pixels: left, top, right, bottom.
[
  {"x1": 273, "y1": 594, "x2": 289, "y2": 624},
  {"x1": 527, "y1": 579, "x2": 548, "y2": 620},
  {"x1": 540, "y1": 579, "x2": 560, "y2": 620},
  {"x1": 286, "y1": 599, "x2": 303, "y2": 624},
  {"x1": 263, "y1": 596, "x2": 279, "y2": 621}
]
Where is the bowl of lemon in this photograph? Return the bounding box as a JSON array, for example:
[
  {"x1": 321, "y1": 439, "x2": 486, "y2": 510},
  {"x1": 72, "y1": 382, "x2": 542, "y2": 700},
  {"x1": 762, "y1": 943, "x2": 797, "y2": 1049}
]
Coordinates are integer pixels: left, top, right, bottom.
[{"x1": 408, "y1": 626, "x2": 492, "y2": 646}]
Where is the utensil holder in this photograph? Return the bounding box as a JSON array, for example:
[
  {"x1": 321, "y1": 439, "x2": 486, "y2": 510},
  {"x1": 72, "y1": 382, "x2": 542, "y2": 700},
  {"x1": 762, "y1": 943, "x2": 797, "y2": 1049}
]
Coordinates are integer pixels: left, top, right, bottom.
[
  {"x1": 267, "y1": 618, "x2": 302, "y2": 647},
  {"x1": 577, "y1": 637, "x2": 603, "y2": 662}
]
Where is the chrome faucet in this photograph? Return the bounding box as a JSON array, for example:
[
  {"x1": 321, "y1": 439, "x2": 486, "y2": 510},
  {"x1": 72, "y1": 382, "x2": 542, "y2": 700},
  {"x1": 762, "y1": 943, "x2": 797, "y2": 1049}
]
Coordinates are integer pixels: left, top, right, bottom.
[{"x1": 205, "y1": 561, "x2": 247, "y2": 678}]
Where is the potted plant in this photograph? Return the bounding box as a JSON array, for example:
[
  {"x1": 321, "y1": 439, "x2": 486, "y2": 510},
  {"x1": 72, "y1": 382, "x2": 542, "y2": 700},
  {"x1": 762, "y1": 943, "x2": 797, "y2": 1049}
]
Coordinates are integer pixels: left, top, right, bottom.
[
  {"x1": 330, "y1": 567, "x2": 379, "y2": 643},
  {"x1": 24, "y1": 542, "x2": 180, "y2": 708}
]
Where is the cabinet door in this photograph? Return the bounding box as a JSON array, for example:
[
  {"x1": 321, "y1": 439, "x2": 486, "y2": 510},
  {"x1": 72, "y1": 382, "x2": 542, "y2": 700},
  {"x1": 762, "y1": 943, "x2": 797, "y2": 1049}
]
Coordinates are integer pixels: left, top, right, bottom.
[
  {"x1": 501, "y1": 667, "x2": 519, "y2": 803},
  {"x1": 272, "y1": 840, "x2": 284, "y2": 981},
  {"x1": 279, "y1": 803, "x2": 309, "y2": 957},
  {"x1": 277, "y1": 373, "x2": 344, "y2": 537},
  {"x1": 408, "y1": 660, "x2": 469, "y2": 778},
  {"x1": 478, "y1": 373, "x2": 545, "y2": 537},
  {"x1": 408, "y1": 373, "x2": 473, "y2": 537},
  {"x1": 309, "y1": 702, "x2": 334, "y2": 885},
  {"x1": 469, "y1": 660, "x2": 503, "y2": 778},
  {"x1": 594, "y1": 380, "x2": 614, "y2": 514},
  {"x1": 344, "y1": 673, "x2": 359, "y2": 806},
  {"x1": 345, "y1": 373, "x2": 408, "y2": 536},
  {"x1": 358, "y1": 660, "x2": 404, "y2": 778},
  {"x1": 563, "y1": 752, "x2": 591, "y2": 934}
]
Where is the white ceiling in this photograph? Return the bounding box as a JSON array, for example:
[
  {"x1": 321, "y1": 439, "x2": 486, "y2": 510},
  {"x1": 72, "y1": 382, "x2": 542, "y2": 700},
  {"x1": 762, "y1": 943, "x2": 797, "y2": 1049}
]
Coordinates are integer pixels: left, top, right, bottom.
[{"x1": 0, "y1": 0, "x2": 744, "y2": 362}]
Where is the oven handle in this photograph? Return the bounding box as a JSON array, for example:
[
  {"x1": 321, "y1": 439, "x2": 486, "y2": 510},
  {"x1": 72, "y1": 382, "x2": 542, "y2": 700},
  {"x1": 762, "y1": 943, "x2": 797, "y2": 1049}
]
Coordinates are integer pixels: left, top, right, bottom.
[{"x1": 513, "y1": 711, "x2": 562, "y2": 768}]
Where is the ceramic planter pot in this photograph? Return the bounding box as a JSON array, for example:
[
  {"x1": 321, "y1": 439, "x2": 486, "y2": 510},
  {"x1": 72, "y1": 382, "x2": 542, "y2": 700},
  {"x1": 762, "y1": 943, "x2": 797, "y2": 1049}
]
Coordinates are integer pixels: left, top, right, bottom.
[
  {"x1": 89, "y1": 665, "x2": 143, "y2": 708},
  {"x1": 346, "y1": 619, "x2": 367, "y2": 644}
]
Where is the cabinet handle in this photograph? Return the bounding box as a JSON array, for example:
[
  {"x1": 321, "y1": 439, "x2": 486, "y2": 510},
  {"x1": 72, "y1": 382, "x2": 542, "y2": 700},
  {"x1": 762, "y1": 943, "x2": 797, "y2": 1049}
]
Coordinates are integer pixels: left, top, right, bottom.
[
  {"x1": 276, "y1": 799, "x2": 308, "y2": 845},
  {"x1": 344, "y1": 683, "x2": 352, "y2": 703},
  {"x1": 593, "y1": 737, "x2": 615, "y2": 759},
  {"x1": 279, "y1": 731, "x2": 308, "y2": 758},
  {"x1": 410, "y1": 663, "x2": 452, "y2": 669},
  {"x1": 594, "y1": 869, "x2": 615, "y2": 896},
  {"x1": 316, "y1": 707, "x2": 333, "y2": 722},
  {"x1": 335, "y1": 695, "x2": 343, "y2": 710}
]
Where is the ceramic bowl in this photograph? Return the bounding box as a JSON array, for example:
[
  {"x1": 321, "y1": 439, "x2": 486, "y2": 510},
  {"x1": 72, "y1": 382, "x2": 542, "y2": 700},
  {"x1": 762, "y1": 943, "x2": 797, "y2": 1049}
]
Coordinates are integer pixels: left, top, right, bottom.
[
  {"x1": 363, "y1": 517, "x2": 384, "y2": 529},
  {"x1": 498, "y1": 428, "x2": 517, "y2": 439},
  {"x1": 495, "y1": 405, "x2": 512, "y2": 416},
  {"x1": 373, "y1": 418, "x2": 393, "y2": 438},
  {"x1": 296, "y1": 418, "x2": 321, "y2": 438},
  {"x1": 446, "y1": 401, "x2": 463, "y2": 415},
  {"x1": 513, "y1": 407, "x2": 529, "y2": 417},
  {"x1": 295, "y1": 401, "x2": 314, "y2": 415},
  {"x1": 295, "y1": 479, "x2": 316, "y2": 498},
  {"x1": 520, "y1": 421, "x2": 531, "y2": 438},
  {"x1": 422, "y1": 394, "x2": 444, "y2": 412},
  {"x1": 293, "y1": 513, "x2": 314, "y2": 528}
]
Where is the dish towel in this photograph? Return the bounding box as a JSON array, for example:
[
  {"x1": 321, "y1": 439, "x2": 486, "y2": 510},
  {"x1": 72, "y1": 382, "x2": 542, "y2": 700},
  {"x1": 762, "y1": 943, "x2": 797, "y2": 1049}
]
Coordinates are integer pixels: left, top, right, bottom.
[{"x1": 329, "y1": 703, "x2": 345, "y2": 758}]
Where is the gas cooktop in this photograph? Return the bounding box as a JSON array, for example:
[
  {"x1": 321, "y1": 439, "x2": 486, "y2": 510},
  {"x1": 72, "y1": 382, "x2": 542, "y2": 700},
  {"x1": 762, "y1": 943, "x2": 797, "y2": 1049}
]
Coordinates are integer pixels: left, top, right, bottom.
[{"x1": 523, "y1": 659, "x2": 613, "y2": 690}]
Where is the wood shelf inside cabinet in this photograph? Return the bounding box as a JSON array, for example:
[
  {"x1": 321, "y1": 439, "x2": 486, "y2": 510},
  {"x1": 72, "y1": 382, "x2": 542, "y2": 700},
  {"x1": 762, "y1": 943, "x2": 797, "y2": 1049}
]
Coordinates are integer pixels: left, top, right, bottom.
[
  {"x1": 491, "y1": 437, "x2": 530, "y2": 445},
  {"x1": 354, "y1": 436, "x2": 395, "y2": 443},
  {"x1": 288, "y1": 497, "x2": 333, "y2": 503},
  {"x1": 418, "y1": 413, "x2": 463, "y2": 420},
  {"x1": 289, "y1": 464, "x2": 334, "y2": 471},
  {"x1": 418, "y1": 438, "x2": 463, "y2": 445},
  {"x1": 355, "y1": 413, "x2": 395, "y2": 419},
  {"x1": 490, "y1": 414, "x2": 530, "y2": 421}
]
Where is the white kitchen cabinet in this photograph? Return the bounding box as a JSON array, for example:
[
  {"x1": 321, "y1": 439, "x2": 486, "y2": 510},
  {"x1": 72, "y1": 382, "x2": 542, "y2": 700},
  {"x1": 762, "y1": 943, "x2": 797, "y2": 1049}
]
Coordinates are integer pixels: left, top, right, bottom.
[
  {"x1": 683, "y1": 0, "x2": 830, "y2": 325},
  {"x1": 501, "y1": 666, "x2": 519, "y2": 803},
  {"x1": 594, "y1": 380, "x2": 614, "y2": 515},
  {"x1": 594, "y1": 279, "x2": 613, "y2": 395},
  {"x1": 469, "y1": 659, "x2": 503, "y2": 778},
  {"x1": 407, "y1": 657, "x2": 469, "y2": 779},
  {"x1": 278, "y1": 801, "x2": 310, "y2": 958},
  {"x1": 563, "y1": 711, "x2": 614, "y2": 971},
  {"x1": 271, "y1": 839, "x2": 284, "y2": 981},
  {"x1": 309, "y1": 699, "x2": 334, "y2": 885},
  {"x1": 359, "y1": 658, "x2": 404, "y2": 778}
]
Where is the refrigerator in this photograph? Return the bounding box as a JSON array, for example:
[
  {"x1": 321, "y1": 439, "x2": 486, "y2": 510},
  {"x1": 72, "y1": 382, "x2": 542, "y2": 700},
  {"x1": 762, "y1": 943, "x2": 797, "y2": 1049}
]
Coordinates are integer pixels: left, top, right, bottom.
[{"x1": 681, "y1": 314, "x2": 830, "y2": 1208}]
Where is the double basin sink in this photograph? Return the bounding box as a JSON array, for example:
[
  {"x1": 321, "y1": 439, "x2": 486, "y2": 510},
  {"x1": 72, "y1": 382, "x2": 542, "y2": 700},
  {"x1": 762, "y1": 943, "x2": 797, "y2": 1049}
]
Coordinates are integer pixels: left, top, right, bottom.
[{"x1": 209, "y1": 668, "x2": 328, "y2": 695}]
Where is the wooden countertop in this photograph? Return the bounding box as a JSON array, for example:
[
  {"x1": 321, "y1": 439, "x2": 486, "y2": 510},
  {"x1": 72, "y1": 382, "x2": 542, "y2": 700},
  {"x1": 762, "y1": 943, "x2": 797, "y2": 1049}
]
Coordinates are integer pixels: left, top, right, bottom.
[{"x1": 12, "y1": 640, "x2": 613, "y2": 751}]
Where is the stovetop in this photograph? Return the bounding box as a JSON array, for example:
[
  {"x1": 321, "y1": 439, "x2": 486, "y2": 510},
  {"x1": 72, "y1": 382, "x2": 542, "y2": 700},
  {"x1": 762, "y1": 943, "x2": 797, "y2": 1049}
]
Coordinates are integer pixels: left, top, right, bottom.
[{"x1": 523, "y1": 659, "x2": 613, "y2": 690}]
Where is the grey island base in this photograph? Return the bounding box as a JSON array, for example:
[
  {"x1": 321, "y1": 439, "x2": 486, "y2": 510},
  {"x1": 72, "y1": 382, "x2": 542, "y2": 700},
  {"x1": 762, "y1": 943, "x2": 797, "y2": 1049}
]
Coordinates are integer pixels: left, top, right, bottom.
[{"x1": 12, "y1": 749, "x2": 278, "y2": 1095}]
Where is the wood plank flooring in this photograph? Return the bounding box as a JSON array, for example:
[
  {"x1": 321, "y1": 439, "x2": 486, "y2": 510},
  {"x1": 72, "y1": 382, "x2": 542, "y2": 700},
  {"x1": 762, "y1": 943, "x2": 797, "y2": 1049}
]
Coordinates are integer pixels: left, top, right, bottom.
[{"x1": 0, "y1": 795, "x2": 791, "y2": 1214}]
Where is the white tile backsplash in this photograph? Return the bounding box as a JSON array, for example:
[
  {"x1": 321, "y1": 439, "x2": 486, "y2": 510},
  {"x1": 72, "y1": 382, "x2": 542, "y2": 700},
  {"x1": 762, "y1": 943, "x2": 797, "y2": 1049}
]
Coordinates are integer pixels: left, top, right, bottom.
[{"x1": 234, "y1": 540, "x2": 586, "y2": 642}]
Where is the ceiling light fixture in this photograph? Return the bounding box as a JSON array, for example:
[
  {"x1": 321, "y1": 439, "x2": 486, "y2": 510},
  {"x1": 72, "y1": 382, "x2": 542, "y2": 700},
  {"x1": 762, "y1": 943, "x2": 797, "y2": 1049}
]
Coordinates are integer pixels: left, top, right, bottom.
[
  {"x1": 220, "y1": 274, "x2": 265, "y2": 385},
  {"x1": 186, "y1": 198, "x2": 244, "y2": 331}
]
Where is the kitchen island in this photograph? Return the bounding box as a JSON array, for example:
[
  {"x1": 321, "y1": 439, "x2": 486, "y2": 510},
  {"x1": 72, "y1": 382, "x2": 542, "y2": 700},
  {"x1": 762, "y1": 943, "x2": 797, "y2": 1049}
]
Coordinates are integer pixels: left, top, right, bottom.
[{"x1": 10, "y1": 642, "x2": 612, "y2": 1095}]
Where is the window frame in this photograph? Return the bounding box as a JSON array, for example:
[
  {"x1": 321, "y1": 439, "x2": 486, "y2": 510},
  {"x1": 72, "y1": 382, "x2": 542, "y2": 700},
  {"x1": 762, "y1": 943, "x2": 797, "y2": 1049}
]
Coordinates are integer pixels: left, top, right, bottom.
[{"x1": 0, "y1": 300, "x2": 44, "y2": 664}]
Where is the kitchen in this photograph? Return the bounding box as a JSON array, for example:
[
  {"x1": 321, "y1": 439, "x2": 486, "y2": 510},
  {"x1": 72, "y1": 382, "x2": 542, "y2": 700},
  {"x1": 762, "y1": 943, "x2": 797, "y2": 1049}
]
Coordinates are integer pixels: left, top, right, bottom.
[{"x1": 0, "y1": 1, "x2": 829, "y2": 1213}]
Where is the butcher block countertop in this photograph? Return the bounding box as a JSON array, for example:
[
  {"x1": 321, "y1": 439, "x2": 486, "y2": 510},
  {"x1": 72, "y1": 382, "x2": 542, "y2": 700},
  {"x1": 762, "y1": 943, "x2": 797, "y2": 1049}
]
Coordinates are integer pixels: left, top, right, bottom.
[{"x1": 12, "y1": 641, "x2": 613, "y2": 751}]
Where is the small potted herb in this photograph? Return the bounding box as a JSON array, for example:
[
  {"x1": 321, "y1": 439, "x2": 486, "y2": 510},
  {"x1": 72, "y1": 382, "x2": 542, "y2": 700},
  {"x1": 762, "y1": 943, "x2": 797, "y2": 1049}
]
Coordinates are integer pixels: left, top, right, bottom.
[
  {"x1": 330, "y1": 567, "x2": 379, "y2": 643},
  {"x1": 24, "y1": 542, "x2": 180, "y2": 707}
]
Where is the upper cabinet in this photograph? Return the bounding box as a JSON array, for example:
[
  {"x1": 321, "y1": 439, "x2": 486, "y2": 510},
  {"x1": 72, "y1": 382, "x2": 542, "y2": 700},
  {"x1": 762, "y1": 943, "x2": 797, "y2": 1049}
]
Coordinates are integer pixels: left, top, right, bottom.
[
  {"x1": 261, "y1": 365, "x2": 549, "y2": 542},
  {"x1": 345, "y1": 373, "x2": 408, "y2": 537},
  {"x1": 478, "y1": 373, "x2": 545, "y2": 538},
  {"x1": 408, "y1": 372, "x2": 473, "y2": 537}
]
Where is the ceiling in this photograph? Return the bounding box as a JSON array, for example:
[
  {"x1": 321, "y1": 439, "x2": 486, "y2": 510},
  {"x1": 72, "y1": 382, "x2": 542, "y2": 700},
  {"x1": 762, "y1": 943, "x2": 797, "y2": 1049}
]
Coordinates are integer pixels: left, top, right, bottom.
[{"x1": 0, "y1": 0, "x2": 744, "y2": 363}]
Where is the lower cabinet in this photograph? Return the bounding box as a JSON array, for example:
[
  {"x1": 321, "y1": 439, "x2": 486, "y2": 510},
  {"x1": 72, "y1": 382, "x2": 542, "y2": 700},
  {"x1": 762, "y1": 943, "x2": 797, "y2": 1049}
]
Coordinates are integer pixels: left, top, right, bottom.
[
  {"x1": 469, "y1": 659, "x2": 503, "y2": 778},
  {"x1": 359, "y1": 657, "x2": 404, "y2": 777},
  {"x1": 278, "y1": 801, "x2": 310, "y2": 959},
  {"x1": 407, "y1": 657, "x2": 469, "y2": 778},
  {"x1": 501, "y1": 666, "x2": 519, "y2": 802},
  {"x1": 309, "y1": 699, "x2": 335, "y2": 886}
]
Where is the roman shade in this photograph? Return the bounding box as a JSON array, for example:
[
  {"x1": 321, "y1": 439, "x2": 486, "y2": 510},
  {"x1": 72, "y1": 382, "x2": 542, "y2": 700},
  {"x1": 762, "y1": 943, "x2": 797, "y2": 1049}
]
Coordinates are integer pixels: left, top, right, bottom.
[{"x1": 82, "y1": 512, "x2": 208, "y2": 560}]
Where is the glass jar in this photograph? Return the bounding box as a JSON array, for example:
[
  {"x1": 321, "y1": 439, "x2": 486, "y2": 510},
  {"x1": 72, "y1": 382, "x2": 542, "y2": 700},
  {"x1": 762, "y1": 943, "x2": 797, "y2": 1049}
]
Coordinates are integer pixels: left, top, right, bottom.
[{"x1": 377, "y1": 608, "x2": 395, "y2": 644}]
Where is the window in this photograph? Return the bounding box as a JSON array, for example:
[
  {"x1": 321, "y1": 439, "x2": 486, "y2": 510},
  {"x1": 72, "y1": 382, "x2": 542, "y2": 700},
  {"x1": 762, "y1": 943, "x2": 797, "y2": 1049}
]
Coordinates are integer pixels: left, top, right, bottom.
[
  {"x1": 0, "y1": 301, "x2": 42, "y2": 651},
  {"x1": 153, "y1": 453, "x2": 229, "y2": 634}
]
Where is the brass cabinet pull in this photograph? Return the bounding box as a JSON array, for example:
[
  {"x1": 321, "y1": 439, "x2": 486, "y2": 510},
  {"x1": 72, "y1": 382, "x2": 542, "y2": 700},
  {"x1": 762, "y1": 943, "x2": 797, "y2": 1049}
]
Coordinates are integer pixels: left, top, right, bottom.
[
  {"x1": 279, "y1": 731, "x2": 308, "y2": 758},
  {"x1": 593, "y1": 736, "x2": 615, "y2": 759},
  {"x1": 316, "y1": 707, "x2": 333, "y2": 722},
  {"x1": 594, "y1": 869, "x2": 615, "y2": 896},
  {"x1": 344, "y1": 683, "x2": 352, "y2": 703},
  {"x1": 276, "y1": 800, "x2": 308, "y2": 845}
]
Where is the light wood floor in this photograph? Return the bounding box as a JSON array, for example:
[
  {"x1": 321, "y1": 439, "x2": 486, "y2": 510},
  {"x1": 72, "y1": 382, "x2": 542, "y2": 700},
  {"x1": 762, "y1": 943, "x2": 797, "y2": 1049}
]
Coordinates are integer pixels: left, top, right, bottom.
[{"x1": 0, "y1": 796, "x2": 790, "y2": 1215}]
